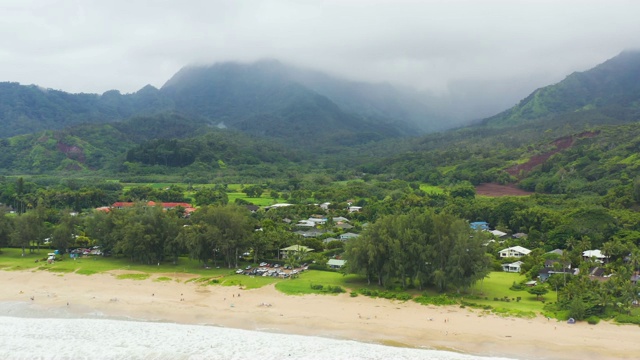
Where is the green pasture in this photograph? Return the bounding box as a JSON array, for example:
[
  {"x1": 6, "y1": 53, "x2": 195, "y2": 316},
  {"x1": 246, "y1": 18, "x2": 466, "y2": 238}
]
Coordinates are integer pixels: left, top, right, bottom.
[{"x1": 227, "y1": 192, "x2": 279, "y2": 206}]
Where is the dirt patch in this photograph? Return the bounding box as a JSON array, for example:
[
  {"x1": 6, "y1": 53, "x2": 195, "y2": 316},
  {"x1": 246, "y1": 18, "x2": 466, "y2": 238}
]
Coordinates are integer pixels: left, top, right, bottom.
[
  {"x1": 476, "y1": 183, "x2": 533, "y2": 197},
  {"x1": 505, "y1": 131, "x2": 599, "y2": 177}
]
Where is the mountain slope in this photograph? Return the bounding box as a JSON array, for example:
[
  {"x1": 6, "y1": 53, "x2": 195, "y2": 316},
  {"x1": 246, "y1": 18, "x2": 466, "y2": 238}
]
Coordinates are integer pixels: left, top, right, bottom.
[
  {"x1": 484, "y1": 50, "x2": 640, "y2": 127},
  {"x1": 160, "y1": 60, "x2": 416, "y2": 147}
]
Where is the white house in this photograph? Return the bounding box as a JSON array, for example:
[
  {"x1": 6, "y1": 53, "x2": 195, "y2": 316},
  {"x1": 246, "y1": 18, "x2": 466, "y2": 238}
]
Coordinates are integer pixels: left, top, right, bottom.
[
  {"x1": 339, "y1": 232, "x2": 360, "y2": 240},
  {"x1": 307, "y1": 217, "x2": 327, "y2": 225},
  {"x1": 499, "y1": 246, "x2": 531, "y2": 258},
  {"x1": 490, "y1": 229, "x2": 507, "y2": 238},
  {"x1": 348, "y1": 206, "x2": 362, "y2": 213},
  {"x1": 296, "y1": 220, "x2": 315, "y2": 227},
  {"x1": 327, "y1": 259, "x2": 346, "y2": 269},
  {"x1": 502, "y1": 261, "x2": 523, "y2": 273},
  {"x1": 583, "y1": 249, "x2": 607, "y2": 263}
]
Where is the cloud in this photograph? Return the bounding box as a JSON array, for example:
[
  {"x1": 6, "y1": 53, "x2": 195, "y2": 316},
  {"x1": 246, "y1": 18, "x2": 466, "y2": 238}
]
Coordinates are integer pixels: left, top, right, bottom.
[{"x1": 0, "y1": 0, "x2": 639, "y2": 118}]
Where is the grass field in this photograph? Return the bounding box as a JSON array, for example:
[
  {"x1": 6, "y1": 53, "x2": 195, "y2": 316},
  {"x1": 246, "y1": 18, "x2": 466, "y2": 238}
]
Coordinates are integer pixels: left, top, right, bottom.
[{"x1": 467, "y1": 272, "x2": 552, "y2": 316}]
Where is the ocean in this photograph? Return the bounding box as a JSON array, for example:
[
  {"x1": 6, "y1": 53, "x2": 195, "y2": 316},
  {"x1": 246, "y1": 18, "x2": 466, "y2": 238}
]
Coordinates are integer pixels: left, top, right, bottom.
[{"x1": 0, "y1": 302, "x2": 514, "y2": 360}]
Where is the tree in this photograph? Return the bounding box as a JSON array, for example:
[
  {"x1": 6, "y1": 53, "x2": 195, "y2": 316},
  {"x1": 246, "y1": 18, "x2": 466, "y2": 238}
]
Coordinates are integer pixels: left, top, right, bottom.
[
  {"x1": 194, "y1": 188, "x2": 228, "y2": 206},
  {"x1": 190, "y1": 204, "x2": 254, "y2": 268},
  {"x1": 527, "y1": 285, "x2": 549, "y2": 300},
  {"x1": 243, "y1": 185, "x2": 263, "y2": 198},
  {"x1": 10, "y1": 209, "x2": 45, "y2": 256},
  {"x1": 344, "y1": 210, "x2": 489, "y2": 291},
  {"x1": 51, "y1": 210, "x2": 79, "y2": 253},
  {"x1": 0, "y1": 207, "x2": 13, "y2": 249}
]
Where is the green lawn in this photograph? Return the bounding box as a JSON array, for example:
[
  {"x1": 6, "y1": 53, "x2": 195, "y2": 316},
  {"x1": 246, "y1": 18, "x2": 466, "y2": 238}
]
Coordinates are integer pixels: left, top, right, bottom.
[
  {"x1": 467, "y1": 272, "x2": 554, "y2": 316},
  {"x1": 275, "y1": 271, "x2": 364, "y2": 295}
]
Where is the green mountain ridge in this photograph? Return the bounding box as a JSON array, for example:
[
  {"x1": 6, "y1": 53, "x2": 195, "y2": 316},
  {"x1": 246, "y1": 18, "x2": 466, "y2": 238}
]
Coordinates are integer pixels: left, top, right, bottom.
[{"x1": 484, "y1": 50, "x2": 640, "y2": 127}]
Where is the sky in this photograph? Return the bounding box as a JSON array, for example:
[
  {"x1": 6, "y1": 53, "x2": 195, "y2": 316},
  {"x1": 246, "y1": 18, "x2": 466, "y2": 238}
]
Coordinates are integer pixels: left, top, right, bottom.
[{"x1": 2, "y1": 0, "x2": 640, "y2": 117}]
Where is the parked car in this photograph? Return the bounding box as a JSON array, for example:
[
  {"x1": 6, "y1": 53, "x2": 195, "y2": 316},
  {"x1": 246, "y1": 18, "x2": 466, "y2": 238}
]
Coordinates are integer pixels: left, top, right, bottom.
[
  {"x1": 235, "y1": 269, "x2": 244, "y2": 274},
  {"x1": 259, "y1": 262, "x2": 268, "y2": 267}
]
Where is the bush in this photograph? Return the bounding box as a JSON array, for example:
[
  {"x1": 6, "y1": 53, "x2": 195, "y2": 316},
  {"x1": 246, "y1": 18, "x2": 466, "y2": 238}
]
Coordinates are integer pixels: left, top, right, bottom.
[
  {"x1": 414, "y1": 294, "x2": 458, "y2": 306},
  {"x1": 509, "y1": 281, "x2": 526, "y2": 291},
  {"x1": 310, "y1": 284, "x2": 324, "y2": 290},
  {"x1": 586, "y1": 316, "x2": 600, "y2": 325},
  {"x1": 615, "y1": 314, "x2": 640, "y2": 325},
  {"x1": 350, "y1": 292, "x2": 358, "y2": 297}
]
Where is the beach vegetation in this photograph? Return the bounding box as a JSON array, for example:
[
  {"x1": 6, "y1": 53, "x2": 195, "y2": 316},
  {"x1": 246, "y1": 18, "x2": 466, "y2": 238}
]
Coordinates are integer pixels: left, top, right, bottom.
[{"x1": 116, "y1": 273, "x2": 151, "y2": 280}]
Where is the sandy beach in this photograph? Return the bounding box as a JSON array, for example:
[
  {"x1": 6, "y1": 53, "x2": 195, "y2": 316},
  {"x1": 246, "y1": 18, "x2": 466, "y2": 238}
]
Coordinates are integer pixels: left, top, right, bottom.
[{"x1": 1, "y1": 270, "x2": 638, "y2": 360}]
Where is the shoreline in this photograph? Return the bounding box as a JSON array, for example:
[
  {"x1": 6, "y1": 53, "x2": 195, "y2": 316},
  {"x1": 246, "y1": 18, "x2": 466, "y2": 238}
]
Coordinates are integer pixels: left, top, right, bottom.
[{"x1": 1, "y1": 270, "x2": 638, "y2": 359}]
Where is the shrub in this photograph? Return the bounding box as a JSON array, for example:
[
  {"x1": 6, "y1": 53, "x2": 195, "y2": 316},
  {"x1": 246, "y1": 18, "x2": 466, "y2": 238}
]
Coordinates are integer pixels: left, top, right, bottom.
[
  {"x1": 310, "y1": 284, "x2": 324, "y2": 290},
  {"x1": 509, "y1": 281, "x2": 526, "y2": 291},
  {"x1": 350, "y1": 292, "x2": 358, "y2": 297},
  {"x1": 615, "y1": 314, "x2": 640, "y2": 325},
  {"x1": 587, "y1": 316, "x2": 600, "y2": 325}
]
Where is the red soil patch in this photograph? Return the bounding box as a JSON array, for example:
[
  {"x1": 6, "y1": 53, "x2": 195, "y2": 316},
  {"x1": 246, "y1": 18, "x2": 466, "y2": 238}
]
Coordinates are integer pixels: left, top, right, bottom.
[
  {"x1": 57, "y1": 142, "x2": 86, "y2": 163},
  {"x1": 505, "y1": 131, "x2": 598, "y2": 177},
  {"x1": 475, "y1": 183, "x2": 533, "y2": 197}
]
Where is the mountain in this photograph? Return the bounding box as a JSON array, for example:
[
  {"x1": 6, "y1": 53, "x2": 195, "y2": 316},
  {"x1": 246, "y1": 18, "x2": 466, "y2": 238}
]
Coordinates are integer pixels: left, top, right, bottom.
[
  {"x1": 160, "y1": 60, "x2": 425, "y2": 147},
  {"x1": 0, "y1": 60, "x2": 450, "y2": 148},
  {"x1": 483, "y1": 50, "x2": 640, "y2": 128}
]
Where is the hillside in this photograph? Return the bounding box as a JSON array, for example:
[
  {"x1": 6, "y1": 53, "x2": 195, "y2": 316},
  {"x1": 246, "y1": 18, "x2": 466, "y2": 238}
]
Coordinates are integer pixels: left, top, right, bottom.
[
  {"x1": 0, "y1": 112, "x2": 298, "y2": 175},
  {"x1": 483, "y1": 50, "x2": 640, "y2": 128}
]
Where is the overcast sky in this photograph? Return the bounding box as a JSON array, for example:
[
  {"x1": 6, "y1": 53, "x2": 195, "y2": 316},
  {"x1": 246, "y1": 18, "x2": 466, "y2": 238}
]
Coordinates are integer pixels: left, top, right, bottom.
[{"x1": 2, "y1": 0, "x2": 639, "y2": 114}]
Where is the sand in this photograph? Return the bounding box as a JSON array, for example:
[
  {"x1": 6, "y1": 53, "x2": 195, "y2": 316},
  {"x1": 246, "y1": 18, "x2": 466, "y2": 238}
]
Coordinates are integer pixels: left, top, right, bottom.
[{"x1": 1, "y1": 270, "x2": 638, "y2": 360}]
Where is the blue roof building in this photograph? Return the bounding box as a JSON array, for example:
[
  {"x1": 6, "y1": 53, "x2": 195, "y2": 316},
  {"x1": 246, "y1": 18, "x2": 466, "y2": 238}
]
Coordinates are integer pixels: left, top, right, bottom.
[{"x1": 470, "y1": 221, "x2": 489, "y2": 231}]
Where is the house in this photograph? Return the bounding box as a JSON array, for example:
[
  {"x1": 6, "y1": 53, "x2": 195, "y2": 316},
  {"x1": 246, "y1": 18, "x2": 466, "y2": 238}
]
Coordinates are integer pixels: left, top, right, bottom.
[
  {"x1": 333, "y1": 217, "x2": 349, "y2": 223},
  {"x1": 107, "y1": 201, "x2": 196, "y2": 215},
  {"x1": 547, "y1": 249, "x2": 564, "y2": 256},
  {"x1": 280, "y1": 245, "x2": 313, "y2": 258},
  {"x1": 512, "y1": 233, "x2": 527, "y2": 239},
  {"x1": 499, "y1": 246, "x2": 531, "y2": 258},
  {"x1": 538, "y1": 260, "x2": 573, "y2": 281},
  {"x1": 502, "y1": 261, "x2": 523, "y2": 273},
  {"x1": 319, "y1": 202, "x2": 331, "y2": 210},
  {"x1": 339, "y1": 232, "x2": 360, "y2": 241},
  {"x1": 348, "y1": 206, "x2": 362, "y2": 213},
  {"x1": 307, "y1": 217, "x2": 327, "y2": 225},
  {"x1": 490, "y1": 229, "x2": 507, "y2": 238},
  {"x1": 328, "y1": 259, "x2": 346, "y2": 269},
  {"x1": 334, "y1": 223, "x2": 354, "y2": 230},
  {"x1": 294, "y1": 229, "x2": 325, "y2": 238},
  {"x1": 296, "y1": 220, "x2": 316, "y2": 227},
  {"x1": 583, "y1": 249, "x2": 607, "y2": 263},
  {"x1": 470, "y1": 221, "x2": 489, "y2": 231},
  {"x1": 265, "y1": 203, "x2": 292, "y2": 210},
  {"x1": 322, "y1": 237, "x2": 339, "y2": 244}
]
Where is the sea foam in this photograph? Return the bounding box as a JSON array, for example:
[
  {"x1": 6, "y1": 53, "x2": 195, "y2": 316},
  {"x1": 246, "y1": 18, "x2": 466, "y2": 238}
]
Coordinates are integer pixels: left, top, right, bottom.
[{"x1": 0, "y1": 302, "x2": 513, "y2": 360}]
